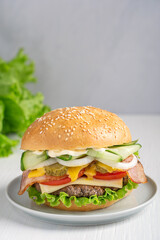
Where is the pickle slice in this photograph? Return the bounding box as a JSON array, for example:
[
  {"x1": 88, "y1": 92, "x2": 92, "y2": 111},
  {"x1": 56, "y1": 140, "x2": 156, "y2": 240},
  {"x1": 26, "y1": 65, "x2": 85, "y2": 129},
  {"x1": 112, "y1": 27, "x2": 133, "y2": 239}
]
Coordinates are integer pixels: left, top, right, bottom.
[
  {"x1": 95, "y1": 162, "x2": 108, "y2": 173},
  {"x1": 45, "y1": 163, "x2": 68, "y2": 176}
]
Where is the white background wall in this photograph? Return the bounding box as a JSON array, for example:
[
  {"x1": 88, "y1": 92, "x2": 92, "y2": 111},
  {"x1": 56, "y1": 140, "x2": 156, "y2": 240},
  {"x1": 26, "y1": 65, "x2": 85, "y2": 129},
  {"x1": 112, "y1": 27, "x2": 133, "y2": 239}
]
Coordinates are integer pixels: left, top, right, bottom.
[{"x1": 0, "y1": 0, "x2": 160, "y2": 113}]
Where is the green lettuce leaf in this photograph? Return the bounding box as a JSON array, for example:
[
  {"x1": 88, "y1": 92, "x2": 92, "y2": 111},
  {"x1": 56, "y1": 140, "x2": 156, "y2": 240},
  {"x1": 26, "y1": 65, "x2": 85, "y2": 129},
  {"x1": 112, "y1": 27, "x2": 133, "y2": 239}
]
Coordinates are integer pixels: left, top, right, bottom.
[
  {"x1": 0, "y1": 48, "x2": 36, "y2": 86},
  {"x1": 0, "y1": 49, "x2": 50, "y2": 136},
  {"x1": 0, "y1": 48, "x2": 50, "y2": 156},
  {"x1": 27, "y1": 180, "x2": 138, "y2": 208},
  {"x1": 0, "y1": 101, "x2": 4, "y2": 132},
  {"x1": 2, "y1": 98, "x2": 26, "y2": 134},
  {"x1": 0, "y1": 133, "x2": 19, "y2": 157},
  {"x1": 134, "y1": 151, "x2": 140, "y2": 158}
]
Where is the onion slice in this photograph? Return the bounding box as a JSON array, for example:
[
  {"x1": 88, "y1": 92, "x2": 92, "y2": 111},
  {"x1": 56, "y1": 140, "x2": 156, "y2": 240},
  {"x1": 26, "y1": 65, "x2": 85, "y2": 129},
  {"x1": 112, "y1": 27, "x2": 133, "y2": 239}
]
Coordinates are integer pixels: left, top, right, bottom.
[
  {"x1": 96, "y1": 154, "x2": 137, "y2": 170},
  {"x1": 56, "y1": 156, "x2": 94, "y2": 167},
  {"x1": 29, "y1": 158, "x2": 57, "y2": 170}
]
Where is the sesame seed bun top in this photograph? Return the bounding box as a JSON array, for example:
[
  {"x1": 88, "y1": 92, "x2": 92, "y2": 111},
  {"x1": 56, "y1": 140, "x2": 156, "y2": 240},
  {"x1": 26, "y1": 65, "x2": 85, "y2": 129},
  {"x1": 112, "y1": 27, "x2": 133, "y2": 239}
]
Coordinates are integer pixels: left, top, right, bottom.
[{"x1": 21, "y1": 106, "x2": 132, "y2": 150}]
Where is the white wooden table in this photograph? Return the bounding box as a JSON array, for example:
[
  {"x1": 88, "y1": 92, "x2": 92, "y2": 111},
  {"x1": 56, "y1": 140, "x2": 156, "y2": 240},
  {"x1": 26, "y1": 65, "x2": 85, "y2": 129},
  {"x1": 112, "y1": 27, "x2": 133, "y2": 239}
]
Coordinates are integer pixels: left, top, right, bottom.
[{"x1": 0, "y1": 115, "x2": 159, "y2": 240}]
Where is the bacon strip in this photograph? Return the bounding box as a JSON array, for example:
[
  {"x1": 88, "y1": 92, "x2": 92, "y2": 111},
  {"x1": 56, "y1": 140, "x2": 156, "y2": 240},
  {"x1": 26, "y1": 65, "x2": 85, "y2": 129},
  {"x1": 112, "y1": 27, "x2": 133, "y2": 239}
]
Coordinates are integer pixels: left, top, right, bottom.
[
  {"x1": 122, "y1": 155, "x2": 133, "y2": 163},
  {"x1": 18, "y1": 171, "x2": 67, "y2": 195},
  {"x1": 127, "y1": 161, "x2": 147, "y2": 184}
]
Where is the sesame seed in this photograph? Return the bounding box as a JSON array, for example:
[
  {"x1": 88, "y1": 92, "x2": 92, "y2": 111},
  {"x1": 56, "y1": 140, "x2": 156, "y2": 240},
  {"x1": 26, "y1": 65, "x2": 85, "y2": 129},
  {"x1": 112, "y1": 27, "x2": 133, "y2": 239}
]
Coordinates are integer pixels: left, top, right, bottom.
[
  {"x1": 40, "y1": 131, "x2": 43, "y2": 134},
  {"x1": 58, "y1": 135, "x2": 61, "y2": 138},
  {"x1": 67, "y1": 133, "x2": 70, "y2": 136},
  {"x1": 65, "y1": 129, "x2": 67, "y2": 132},
  {"x1": 65, "y1": 138, "x2": 68, "y2": 141},
  {"x1": 71, "y1": 132, "x2": 73, "y2": 135}
]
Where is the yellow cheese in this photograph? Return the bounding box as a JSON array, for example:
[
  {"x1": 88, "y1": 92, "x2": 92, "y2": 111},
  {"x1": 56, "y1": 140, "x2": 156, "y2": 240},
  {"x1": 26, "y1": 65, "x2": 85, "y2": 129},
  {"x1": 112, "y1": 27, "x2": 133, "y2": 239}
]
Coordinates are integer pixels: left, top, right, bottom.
[
  {"x1": 84, "y1": 163, "x2": 96, "y2": 179},
  {"x1": 28, "y1": 168, "x2": 45, "y2": 178},
  {"x1": 96, "y1": 162, "x2": 117, "y2": 173},
  {"x1": 67, "y1": 164, "x2": 88, "y2": 182},
  {"x1": 39, "y1": 177, "x2": 123, "y2": 194}
]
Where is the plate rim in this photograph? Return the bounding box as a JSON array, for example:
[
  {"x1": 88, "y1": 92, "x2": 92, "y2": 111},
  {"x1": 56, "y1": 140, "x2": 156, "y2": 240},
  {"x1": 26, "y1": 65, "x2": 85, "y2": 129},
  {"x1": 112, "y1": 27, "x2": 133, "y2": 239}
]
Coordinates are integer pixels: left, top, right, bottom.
[{"x1": 6, "y1": 175, "x2": 157, "y2": 220}]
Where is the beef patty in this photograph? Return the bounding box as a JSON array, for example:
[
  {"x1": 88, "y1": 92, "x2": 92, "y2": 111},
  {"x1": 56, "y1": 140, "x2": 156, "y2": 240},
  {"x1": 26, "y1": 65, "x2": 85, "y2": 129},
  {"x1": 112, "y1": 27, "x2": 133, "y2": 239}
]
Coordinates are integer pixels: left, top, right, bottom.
[
  {"x1": 34, "y1": 176, "x2": 128, "y2": 197},
  {"x1": 54, "y1": 185, "x2": 106, "y2": 197}
]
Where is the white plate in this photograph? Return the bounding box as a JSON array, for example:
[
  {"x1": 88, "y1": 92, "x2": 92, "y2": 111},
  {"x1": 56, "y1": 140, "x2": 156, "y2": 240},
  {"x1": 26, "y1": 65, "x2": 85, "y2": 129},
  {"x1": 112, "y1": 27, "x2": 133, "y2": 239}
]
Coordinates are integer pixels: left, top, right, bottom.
[{"x1": 6, "y1": 176, "x2": 157, "y2": 226}]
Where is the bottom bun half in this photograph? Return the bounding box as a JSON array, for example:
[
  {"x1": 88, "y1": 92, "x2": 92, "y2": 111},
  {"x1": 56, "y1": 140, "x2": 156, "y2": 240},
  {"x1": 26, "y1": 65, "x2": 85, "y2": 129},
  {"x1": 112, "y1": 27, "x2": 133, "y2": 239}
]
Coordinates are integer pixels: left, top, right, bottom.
[{"x1": 44, "y1": 190, "x2": 132, "y2": 212}]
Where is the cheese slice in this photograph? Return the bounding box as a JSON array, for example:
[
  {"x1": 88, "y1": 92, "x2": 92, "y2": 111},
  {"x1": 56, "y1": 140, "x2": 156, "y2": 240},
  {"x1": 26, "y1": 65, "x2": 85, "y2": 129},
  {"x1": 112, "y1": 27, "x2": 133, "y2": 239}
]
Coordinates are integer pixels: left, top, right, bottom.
[
  {"x1": 67, "y1": 164, "x2": 88, "y2": 182},
  {"x1": 28, "y1": 168, "x2": 45, "y2": 178},
  {"x1": 39, "y1": 177, "x2": 123, "y2": 194},
  {"x1": 84, "y1": 163, "x2": 96, "y2": 179}
]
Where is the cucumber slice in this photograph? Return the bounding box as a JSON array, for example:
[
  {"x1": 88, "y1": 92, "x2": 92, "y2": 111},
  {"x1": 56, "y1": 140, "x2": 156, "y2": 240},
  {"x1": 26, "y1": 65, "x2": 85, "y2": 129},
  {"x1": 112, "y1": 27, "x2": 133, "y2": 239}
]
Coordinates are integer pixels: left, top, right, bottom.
[
  {"x1": 87, "y1": 149, "x2": 122, "y2": 162},
  {"x1": 21, "y1": 151, "x2": 48, "y2": 171},
  {"x1": 57, "y1": 154, "x2": 86, "y2": 161},
  {"x1": 110, "y1": 139, "x2": 139, "y2": 147},
  {"x1": 107, "y1": 144, "x2": 141, "y2": 160},
  {"x1": 57, "y1": 155, "x2": 73, "y2": 161}
]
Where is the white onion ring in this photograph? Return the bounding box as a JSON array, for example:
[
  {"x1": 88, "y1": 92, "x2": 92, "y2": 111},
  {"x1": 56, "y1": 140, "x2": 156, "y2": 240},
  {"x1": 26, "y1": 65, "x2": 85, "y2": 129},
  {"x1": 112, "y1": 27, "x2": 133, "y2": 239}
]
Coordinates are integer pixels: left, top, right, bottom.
[
  {"x1": 29, "y1": 158, "x2": 57, "y2": 170},
  {"x1": 96, "y1": 154, "x2": 137, "y2": 170},
  {"x1": 56, "y1": 156, "x2": 94, "y2": 167}
]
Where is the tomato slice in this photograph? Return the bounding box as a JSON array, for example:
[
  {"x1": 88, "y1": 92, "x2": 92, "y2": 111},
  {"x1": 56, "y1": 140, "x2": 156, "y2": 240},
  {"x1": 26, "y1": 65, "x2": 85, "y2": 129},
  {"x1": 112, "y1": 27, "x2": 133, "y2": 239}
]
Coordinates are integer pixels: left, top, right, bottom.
[
  {"x1": 93, "y1": 171, "x2": 127, "y2": 180},
  {"x1": 78, "y1": 169, "x2": 85, "y2": 178},
  {"x1": 41, "y1": 168, "x2": 85, "y2": 186},
  {"x1": 41, "y1": 177, "x2": 71, "y2": 186}
]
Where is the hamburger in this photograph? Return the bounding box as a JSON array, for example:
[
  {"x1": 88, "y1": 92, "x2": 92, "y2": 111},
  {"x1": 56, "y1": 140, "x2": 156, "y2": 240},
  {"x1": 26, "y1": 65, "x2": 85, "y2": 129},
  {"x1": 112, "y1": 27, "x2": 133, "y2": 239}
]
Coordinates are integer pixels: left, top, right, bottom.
[{"x1": 18, "y1": 106, "x2": 147, "y2": 211}]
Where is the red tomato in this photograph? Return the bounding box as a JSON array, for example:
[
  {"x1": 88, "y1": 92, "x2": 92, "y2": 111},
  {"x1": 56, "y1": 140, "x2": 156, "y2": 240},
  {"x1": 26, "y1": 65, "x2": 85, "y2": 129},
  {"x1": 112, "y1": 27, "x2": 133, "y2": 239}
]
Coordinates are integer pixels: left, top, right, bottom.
[
  {"x1": 41, "y1": 168, "x2": 85, "y2": 186},
  {"x1": 41, "y1": 177, "x2": 71, "y2": 186},
  {"x1": 94, "y1": 171, "x2": 127, "y2": 180},
  {"x1": 78, "y1": 169, "x2": 85, "y2": 177}
]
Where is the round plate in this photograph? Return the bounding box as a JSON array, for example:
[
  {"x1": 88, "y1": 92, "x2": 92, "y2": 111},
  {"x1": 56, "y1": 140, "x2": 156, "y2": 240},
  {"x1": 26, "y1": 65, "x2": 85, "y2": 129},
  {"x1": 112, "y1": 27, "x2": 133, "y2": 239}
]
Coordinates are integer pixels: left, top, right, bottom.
[{"x1": 6, "y1": 176, "x2": 157, "y2": 226}]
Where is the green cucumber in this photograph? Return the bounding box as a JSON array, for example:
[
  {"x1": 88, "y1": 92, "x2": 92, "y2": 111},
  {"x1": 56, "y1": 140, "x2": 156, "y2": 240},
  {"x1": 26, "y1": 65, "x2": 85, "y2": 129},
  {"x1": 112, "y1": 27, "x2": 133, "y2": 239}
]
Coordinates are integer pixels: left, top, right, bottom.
[
  {"x1": 87, "y1": 149, "x2": 122, "y2": 162},
  {"x1": 57, "y1": 155, "x2": 73, "y2": 161},
  {"x1": 110, "y1": 139, "x2": 139, "y2": 147},
  {"x1": 107, "y1": 144, "x2": 141, "y2": 160},
  {"x1": 57, "y1": 154, "x2": 86, "y2": 161},
  {"x1": 21, "y1": 151, "x2": 48, "y2": 171}
]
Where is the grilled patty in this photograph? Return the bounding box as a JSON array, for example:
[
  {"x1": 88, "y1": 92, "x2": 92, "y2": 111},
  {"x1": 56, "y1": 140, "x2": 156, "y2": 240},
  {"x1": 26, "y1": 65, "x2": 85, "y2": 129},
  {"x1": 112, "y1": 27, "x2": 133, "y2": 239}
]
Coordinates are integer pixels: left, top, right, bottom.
[{"x1": 54, "y1": 185, "x2": 106, "y2": 197}]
